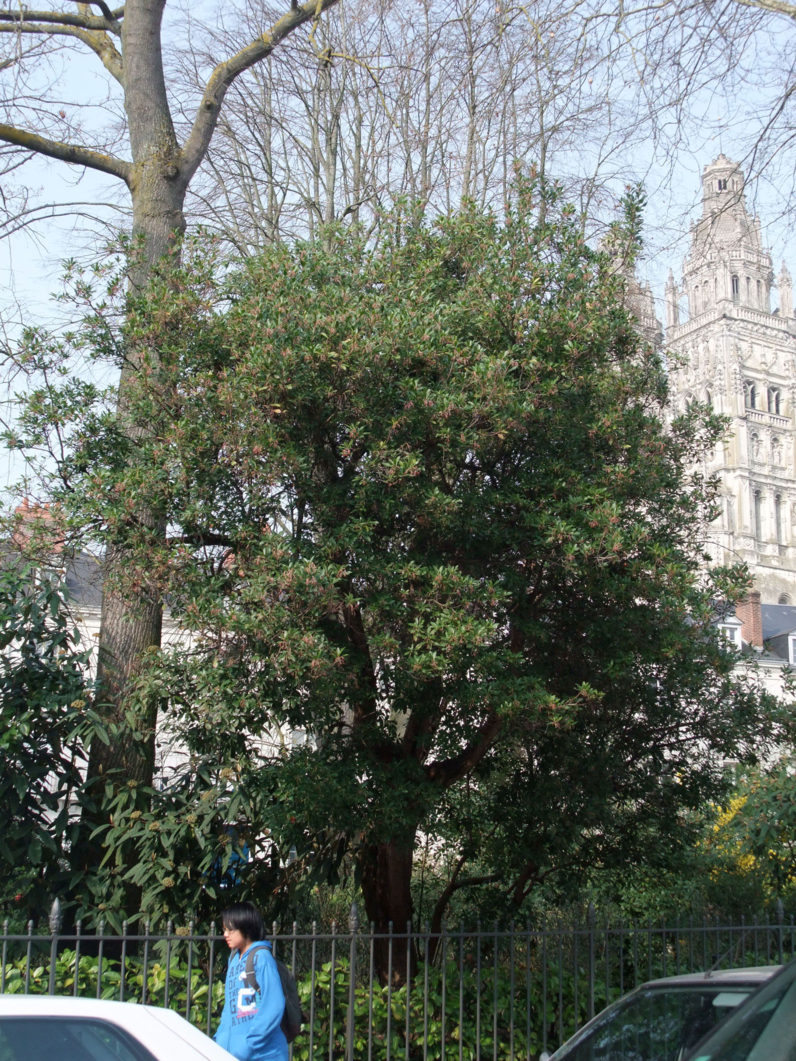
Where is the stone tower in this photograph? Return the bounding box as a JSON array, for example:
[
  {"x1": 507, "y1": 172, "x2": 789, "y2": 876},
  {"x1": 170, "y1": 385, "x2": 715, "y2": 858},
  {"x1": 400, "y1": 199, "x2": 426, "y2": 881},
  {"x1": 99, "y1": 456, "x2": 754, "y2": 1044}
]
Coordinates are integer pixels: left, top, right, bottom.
[{"x1": 666, "y1": 155, "x2": 796, "y2": 604}]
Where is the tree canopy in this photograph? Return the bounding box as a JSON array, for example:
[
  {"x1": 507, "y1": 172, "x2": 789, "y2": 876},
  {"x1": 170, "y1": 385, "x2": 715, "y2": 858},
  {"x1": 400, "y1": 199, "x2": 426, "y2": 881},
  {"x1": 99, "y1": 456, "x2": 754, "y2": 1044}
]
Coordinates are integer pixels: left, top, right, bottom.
[{"x1": 6, "y1": 180, "x2": 779, "y2": 957}]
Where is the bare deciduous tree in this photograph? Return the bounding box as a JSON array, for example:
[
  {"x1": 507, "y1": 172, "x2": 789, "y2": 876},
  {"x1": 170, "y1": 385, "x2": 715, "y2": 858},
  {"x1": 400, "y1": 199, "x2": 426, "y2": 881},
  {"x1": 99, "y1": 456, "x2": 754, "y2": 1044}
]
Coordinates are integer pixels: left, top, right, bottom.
[{"x1": 184, "y1": 0, "x2": 670, "y2": 250}]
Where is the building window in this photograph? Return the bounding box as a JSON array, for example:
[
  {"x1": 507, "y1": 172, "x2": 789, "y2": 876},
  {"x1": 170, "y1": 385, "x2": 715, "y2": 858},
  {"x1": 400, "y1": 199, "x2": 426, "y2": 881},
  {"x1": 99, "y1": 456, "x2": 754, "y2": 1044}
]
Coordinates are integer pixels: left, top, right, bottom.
[
  {"x1": 718, "y1": 179, "x2": 727, "y2": 191},
  {"x1": 705, "y1": 389, "x2": 713, "y2": 408},
  {"x1": 769, "y1": 387, "x2": 782, "y2": 414},
  {"x1": 776, "y1": 494, "x2": 784, "y2": 541},
  {"x1": 754, "y1": 489, "x2": 763, "y2": 539},
  {"x1": 732, "y1": 275, "x2": 740, "y2": 301},
  {"x1": 747, "y1": 277, "x2": 752, "y2": 301},
  {"x1": 744, "y1": 380, "x2": 757, "y2": 409},
  {"x1": 719, "y1": 623, "x2": 741, "y2": 650},
  {"x1": 789, "y1": 634, "x2": 796, "y2": 666},
  {"x1": 693, "y1": 285, "x2": 699, "y2": 314},
  {"x1": 757, "y1": 279, "x2": 763, "y2": 305},
  {"x1": 779, "y1": 593, "x2": 792, "y2": 605}
]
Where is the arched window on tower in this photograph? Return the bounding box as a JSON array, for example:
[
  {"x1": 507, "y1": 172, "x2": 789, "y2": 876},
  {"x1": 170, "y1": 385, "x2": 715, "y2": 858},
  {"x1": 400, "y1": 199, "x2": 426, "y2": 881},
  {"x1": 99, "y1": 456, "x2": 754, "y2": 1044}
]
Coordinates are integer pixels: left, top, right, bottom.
[
  {"x1": 744, "y1": 380, "x2": 757, "y2": 409},
  {"x1": 757, "y1": 279, "x2": 763, "y2": 305},
  {"x1": 718, "y1": 179, "x2": 727, "y2": 190},
  {"x1": 776, "y1": 495, "x2": 784, "y2": 542},
  {"x1": 705, "y1": 389, "x2": 713, "y2": 408},
  {"x1": 693, "y1": 285, "x2": 699, "y2": 314},
  {"x1": 732, "y1": 275, "x2": 740, "y2": 301},
  {"x1": 769, "y1": 387, "x2": 782, "y2": 414},
  {"x1": 746, "y1": 277, "x2": 752, "y2": 301},
  {"x1": 754, "y1": 489, "x2": 764, "y2": 539}
]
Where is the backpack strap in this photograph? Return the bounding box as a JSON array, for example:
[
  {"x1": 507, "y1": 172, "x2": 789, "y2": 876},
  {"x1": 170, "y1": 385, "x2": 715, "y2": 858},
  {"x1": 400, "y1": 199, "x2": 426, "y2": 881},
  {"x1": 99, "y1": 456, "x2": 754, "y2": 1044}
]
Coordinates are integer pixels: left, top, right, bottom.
[{"x1": 243, "y1": 943, "x2": 272, "y2": 995}]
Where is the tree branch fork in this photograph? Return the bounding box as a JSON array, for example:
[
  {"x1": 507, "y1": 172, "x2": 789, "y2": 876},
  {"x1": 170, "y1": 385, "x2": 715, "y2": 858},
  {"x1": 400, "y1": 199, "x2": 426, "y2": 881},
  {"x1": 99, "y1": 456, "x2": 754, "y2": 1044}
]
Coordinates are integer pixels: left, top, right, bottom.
[{"x1": 0, "y1": 0, "x2": 340, "y2": 187}]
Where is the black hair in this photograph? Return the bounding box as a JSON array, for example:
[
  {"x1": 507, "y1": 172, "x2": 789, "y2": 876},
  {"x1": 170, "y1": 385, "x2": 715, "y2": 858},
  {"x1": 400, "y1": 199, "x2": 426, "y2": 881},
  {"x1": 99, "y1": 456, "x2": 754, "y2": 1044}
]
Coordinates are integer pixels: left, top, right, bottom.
[{"x1": 221, "y1": 902, "x2": 265, "y2": 942}]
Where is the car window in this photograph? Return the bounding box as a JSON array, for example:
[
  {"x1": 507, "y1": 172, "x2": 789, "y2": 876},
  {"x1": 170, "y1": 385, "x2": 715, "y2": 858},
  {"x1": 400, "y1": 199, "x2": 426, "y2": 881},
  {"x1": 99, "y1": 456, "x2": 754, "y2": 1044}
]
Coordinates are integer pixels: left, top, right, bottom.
[
  {"x1": 688, "y1": 961, "x2": 796, "y2": 1061},
  {"x1": 553, "y1": 987, "x2": 753, "y2": 1061},
  {"x1": 0, "y1": 1017, "x2": 159, "y2": 1061}
]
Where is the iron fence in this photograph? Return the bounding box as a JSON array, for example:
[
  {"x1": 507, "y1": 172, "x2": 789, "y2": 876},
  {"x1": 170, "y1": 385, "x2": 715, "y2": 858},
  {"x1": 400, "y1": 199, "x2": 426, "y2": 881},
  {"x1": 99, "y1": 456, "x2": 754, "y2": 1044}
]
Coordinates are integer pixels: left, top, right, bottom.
[{"x1": 0, "y1": 903, "x2": 794, "y2": 1060}]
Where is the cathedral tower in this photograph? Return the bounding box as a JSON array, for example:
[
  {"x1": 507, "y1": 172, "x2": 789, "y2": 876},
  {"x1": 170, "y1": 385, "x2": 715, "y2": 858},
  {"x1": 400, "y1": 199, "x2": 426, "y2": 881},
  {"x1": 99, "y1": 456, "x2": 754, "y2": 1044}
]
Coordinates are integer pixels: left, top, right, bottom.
[{"x1": 667, "y1": 156, "x2": 796, "y2": 604}]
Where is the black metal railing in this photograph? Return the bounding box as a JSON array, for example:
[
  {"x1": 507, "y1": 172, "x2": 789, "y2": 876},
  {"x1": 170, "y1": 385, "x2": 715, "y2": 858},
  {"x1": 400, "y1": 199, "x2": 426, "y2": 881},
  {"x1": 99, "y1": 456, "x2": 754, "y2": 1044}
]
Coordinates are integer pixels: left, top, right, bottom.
[{"x1": 1, "y1": 902, "x2": 793, "y2": 1060}]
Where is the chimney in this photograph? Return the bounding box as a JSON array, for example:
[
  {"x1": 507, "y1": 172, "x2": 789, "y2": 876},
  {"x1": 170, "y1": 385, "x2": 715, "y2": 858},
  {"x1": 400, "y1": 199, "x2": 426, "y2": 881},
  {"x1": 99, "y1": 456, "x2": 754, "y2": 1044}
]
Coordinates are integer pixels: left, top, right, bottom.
[
  {"x1": 11, "y1": 498, "x2": 64, "y2": 554},
  {"x1": 736, "y1": 591, "x2": 763, "y2": 648}
]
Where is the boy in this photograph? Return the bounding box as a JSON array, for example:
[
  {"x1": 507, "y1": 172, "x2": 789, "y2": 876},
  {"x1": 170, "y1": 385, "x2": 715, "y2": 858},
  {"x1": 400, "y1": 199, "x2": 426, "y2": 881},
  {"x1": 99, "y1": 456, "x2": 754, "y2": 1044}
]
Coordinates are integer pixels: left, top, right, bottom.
[{"x1": 214, "y1": 902, "x2": 288, "y2": 1061}]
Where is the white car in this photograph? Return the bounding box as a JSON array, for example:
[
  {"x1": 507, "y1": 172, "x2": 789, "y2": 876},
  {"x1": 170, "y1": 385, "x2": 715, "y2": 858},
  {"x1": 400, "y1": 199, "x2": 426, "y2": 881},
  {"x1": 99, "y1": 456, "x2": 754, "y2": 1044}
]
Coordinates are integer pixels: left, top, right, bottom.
[{"x1": 0, "y1": 994, "x2": 237, "y2": 1061}]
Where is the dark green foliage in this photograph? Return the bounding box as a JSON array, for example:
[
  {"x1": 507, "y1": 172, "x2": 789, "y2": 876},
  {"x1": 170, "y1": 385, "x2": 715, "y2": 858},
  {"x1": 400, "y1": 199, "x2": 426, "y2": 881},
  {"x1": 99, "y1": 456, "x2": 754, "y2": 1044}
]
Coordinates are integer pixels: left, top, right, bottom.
[
  {"x1": 0, "y1": 562, "x2": 101, "y2": 916},
  {"x1": 7, "y1": 179, "x2": 778, "y2": 935}
]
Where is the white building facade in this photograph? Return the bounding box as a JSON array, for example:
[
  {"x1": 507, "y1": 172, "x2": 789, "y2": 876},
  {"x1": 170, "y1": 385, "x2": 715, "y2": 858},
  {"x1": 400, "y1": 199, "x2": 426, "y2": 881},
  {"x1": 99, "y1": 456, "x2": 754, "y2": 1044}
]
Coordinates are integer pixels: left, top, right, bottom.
[{"x1": 665, "y1": 155, "x2": 796, "y2": 608}]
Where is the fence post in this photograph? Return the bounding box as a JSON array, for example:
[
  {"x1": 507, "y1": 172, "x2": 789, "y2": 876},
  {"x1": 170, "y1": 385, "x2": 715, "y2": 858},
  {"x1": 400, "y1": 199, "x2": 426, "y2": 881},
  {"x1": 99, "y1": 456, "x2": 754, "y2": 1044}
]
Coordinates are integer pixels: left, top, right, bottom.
[
  {"x1": 346, "y1": 903, "x2": 359, "y2": 1061},
  {"x1": 1, "y1": 919, "x2": 7, "y2": 994},
  {"x1": 48, "y1": 899, "x2": 61, "y2": 995},
  {"x1": 587, "y1": 903, "x2": 596, "y2": 1021},
  {"x1": 25, "y1": 919, "x2": 33, "y2": 993},
  {"x1": 777, "y1": 899, "x2": 785, "y2": 965},
  {"x1": 74, "y1": 920, "x2": 82, "y2": 997},
  {"x1": 207, "y1": 921, "x2": 216, "y2": 1038},
  {"x1": 96, "y1": 918, "x2": 105, "y2": 1000}
]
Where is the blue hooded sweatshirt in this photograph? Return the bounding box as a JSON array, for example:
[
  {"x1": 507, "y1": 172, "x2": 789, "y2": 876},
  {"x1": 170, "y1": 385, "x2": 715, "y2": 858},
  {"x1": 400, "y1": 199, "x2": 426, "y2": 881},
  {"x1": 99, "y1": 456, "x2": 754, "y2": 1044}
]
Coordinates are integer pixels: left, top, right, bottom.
[{"x1": 214, "y1": 941, "x2": 288, "y2": 1061}]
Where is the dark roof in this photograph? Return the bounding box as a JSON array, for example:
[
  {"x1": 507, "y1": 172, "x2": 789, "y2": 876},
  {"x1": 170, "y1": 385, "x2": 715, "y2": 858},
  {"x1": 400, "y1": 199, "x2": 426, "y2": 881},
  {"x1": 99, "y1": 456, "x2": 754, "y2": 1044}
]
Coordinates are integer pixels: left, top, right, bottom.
[
  {"x1": 761, "y1": 603, "x2": 796, "y2": 640},
  {"x1": 0, "y1": 544, "x2": 103, "y2": 611},
  {"x1": 64, "y1": 552, "x2": 103, "y2": 610}
]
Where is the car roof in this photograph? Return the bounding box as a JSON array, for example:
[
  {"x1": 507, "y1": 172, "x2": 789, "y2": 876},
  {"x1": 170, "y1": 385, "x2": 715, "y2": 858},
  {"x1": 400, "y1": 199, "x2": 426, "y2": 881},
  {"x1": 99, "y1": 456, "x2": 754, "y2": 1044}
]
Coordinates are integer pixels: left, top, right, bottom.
[
  {"x1": 0, "y1": 995, "x2": 195, "y2": 1024},
  {"x1": 0, "y1": 996, "x2": 235, "y2": 1060},
  {"x1": 0, "y1": 996, "x2": 141, "y2": 1015},
  {"x1": 643, "y1": 966, "x2": 780, "y2": 988}
]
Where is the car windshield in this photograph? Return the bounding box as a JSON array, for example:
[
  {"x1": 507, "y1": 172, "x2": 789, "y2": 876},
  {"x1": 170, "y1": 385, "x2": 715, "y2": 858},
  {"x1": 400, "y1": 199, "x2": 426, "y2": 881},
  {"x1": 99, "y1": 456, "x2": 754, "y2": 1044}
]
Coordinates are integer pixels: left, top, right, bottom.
[
  {"x1": 551, "y1": 985, "x2": 754, "y2": 1061},
  {"x1": 685, "y1": 960, "x2": 796, "y2": 1061}
]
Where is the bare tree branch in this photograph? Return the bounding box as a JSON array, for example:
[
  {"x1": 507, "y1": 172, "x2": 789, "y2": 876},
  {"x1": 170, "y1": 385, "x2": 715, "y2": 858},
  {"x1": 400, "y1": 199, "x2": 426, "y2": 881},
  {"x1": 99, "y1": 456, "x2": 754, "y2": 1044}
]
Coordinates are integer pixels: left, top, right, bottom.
[
  {"x1": 0, "y1": 8, "x2": 122, "y2": 33},
  {"x1": 0, "y1": 17, "x2": 123, "y2": 79},
  {"x1": 0, "y1": 122, "x2": 130, "y2": 181},
  {"x1": 82, "y1": 1, "x2": 121, "y2": 21},
  {"x1": 180, "y1": 0, "x2": 342, "y2": 181},
  {"x1": 730, "y1": 0, "x2": 796, "y2": 19}
]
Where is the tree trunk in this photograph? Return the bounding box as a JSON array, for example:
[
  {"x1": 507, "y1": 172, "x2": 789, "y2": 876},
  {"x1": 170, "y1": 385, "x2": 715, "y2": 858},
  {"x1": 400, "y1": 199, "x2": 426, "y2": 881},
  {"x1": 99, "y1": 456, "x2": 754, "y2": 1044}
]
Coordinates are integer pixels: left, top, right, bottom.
[
  {"x1": 86, "y1": 0, "x2": 188, "y2": 800},
  {"x1": 359, "y1": 836, "x2": 416, "y2": 985},
  {"x1": 87, "y1": 177, "x2": 186, "y2": 790}
]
